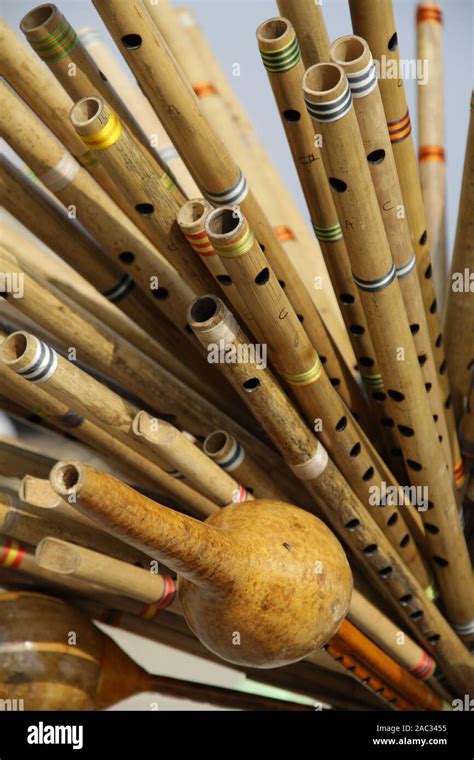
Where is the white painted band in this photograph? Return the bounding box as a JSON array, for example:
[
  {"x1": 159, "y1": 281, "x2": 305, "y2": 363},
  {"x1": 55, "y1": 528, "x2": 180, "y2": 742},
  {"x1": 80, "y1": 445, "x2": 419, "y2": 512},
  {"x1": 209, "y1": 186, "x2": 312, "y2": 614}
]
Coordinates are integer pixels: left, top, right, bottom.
[
  {"x1": 41, "y1": 153, "x2": 79, "y2": 192},
  {"x1": 289, "y1": 446, "x2": 328, "y2": 481}
]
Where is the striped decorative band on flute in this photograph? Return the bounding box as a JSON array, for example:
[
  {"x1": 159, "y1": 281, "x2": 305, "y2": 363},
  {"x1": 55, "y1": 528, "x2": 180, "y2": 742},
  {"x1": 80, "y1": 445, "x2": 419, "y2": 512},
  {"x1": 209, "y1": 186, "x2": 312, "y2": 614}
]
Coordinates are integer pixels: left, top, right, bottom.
[
  {"x1": 454, "y1": 458, "x2": 465, "y2": 488},
  {"x1": 78, "y1": 149, "x2": 99, "y2": 168},
  {"x1": 214, "y1": 436, "x2": 245, "y2": 472},
  {"x1": 0, "y1": 538, "x2": 25, "y2": 569},
  {"x1": 102, "y1": 274, "x2": 135, "y2": 303},
  {"x1": 360, "y1": 372, "x2": 384, "y2": 390},
  {"x1": 193, "y1": 81, "x2": 218, "y2": 97},
  {"x1": 387, "y1": 110, "x2": 412, "y2": 144},
  {"x1": 274, "y1": 225, "x2": 295, "y2": 242},
  {"x1": 184, "y1": 230, "x2": 215, "y2": 257},
  {"x1": 259, "y1": 34, "x2": 301, "y2": 73},
  {"x1": 280, "y1": 354, "x2": 323, "y2": 387},
  {"x1": 140, "y1": 577, "x2": 177, "y2": 620},
  {"x1": 346, "y1": 59, "x2": 378, "y2": 99},
  {"x1": 80, "y1": 111, "x2": 123, "y2": 151},
  {"x1": 58, "y1": 410, "x2": 85, "y2": 429},
  {"x1": 16, "y1": 339, "x2": 58, "y2": 384},
  {"x1": 352, "y1": 262, "x2": 396, "y2": 292},
  {"x1": 451, "y1": 619, "x2": 474, "y2": 636},
  {"x1": 212, "y1": 222, "x2": 255, "y2": 259},
  {"x1": 416, "y1": 5, "x2": 443, "y2": 24},
  {"x1": 289, "y1": 445, "x2": 329, "y2": 481},
  {"x1": 410, "y1": 650, "x2": 435, "y2": 680},
  {"x1": 231, "y1": 484, "x2": 249, "y2": 503},
  {"x1": 202, "y1": 170, "x2": 249, "y2": 206},
  {"x1": 419, "y1": 146, "x2": 445, "y2": 163},
  {"x1": 396, "y1": 253, "x2": 417, "y2": 279},
  {"x1": 160, "y1": 172, "x2": 176, "y2": 192},
  {"x1": 40, "y1": 153, "x2": 80, "y2": 192},
  {"x1": 312, "y1": 221, "x2": 343, "y2": 243},
  {"x1": 158, "y1": 145, "x2": 179, "y2": 164},
  {"x1": 304, "y1": 83, "x2": 352, "y2": 123},
  {"x1": 29, "y1": 16, "x2": 78, "y2": 62}
]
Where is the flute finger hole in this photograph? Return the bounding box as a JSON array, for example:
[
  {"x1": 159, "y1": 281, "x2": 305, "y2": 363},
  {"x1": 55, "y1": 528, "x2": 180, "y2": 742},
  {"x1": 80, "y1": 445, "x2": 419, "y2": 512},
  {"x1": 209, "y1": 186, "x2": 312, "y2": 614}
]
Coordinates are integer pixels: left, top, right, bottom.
[
  {"x1": 399, "y1": 534, "x2": 410, "y2": 548},
  {"x1": 425, "y1": 523, "x2": 440, "y2": 535},
  {"x1": 135, "y1": 203, "x2": 154, "y2": 216},
  {"x1": 435, "y1": 333, "x2": 443, "y2": 347},
  {"x1": 397, "y1": 424, "x2": 414, "y2": 437},
  {"x1": 427, "y1": 634, "x2": 440, "y2": 645},
  {"x1": 349, "y1": 442, "x2": 361, "y2": 457},
  {"x1": 387, "y1": 32, "x2": 398, "y2": 52},
  {"x1": 410, "y1": 324, "x2": 420, "y2": 335},
  {"x1": 399, "y1": 594, "x2": 413, "y2": 605},
  {"x1": 444, "y1": 395, "x2": 452, "y2": 409},
  {"x1": 297, "y1": 314, "x2": 304, "y2": 323},
  {"x1": 424, "y1": 263, "x2": 432, "y2": 279},
  {"x1": 439, "y1": 359, "x2": 447, "y2": 374},
  {"x1": 380, "y1": 418, "x2": 394, "y2": 428},
  {"x1": 340, "y1": 293, "x2": 354, "y2": 304},
  {"x1": 358, "y1": 356, "x2": 374, "y2": 367},
  {"x1": 152, "y1": 288, "x2": 169, "y2": 300},
  {"x1": 387, "y1": 512, "x2": 398, "y2": 526},
  {"x1": 363, "y1": 544, "x2": 377, "y2": 556},
  {"x1": 329, "y1": 177, "x2": 347, "y2": 193},
  {"x1": 349, "y1": 324, "x2": 365, "y2": 335},
  {"x1": 427, "y1": 500, "x2": 435, "y2": 510},
  {"x1": 254, "y1": 267, "x2": 270, "y2": 285},
  {"x1": 98, "y1": 69, "x2": 108, "y2": 82},
  {"x1": 419, "y1": 230, "x2": 428, "y2": 246},
  {"x1": 429, "y1": 299, "x2": 437, "y2": 314},
  {"x1": 320, "y1": 355, "x2": 327, "y2": 364},
  {"x1": 425, "y1": 382, "x2": 432, "y2": 393},
  {"x1": 388, "y1": 389, "x2": 405, "y2": 402},
  {"x1": 118, "y1": 252, "x2": 135, "y2": 264},
  {"x1": 330, "y1": 378, "x2": 340, "y2": 387},
  {"x1": 432, "y1": 556, "x2": 449, "y2": 567},
  {"x1": 344, "y1": 518, "x2": 360, "y2": 530},
  {"x1": 410, "y1": 610, "x2": 423, "y2": 621},
  {"x1": 378, "y1": 566, "x2": 393, "y2": 579},
  {"x1": 372, "y1": 391, "x2": 387, "y2": 401},
  {"x1": 418, "y1": 354, "x2": 427, "y2": 367},
  {"x1": 121, "y1": 34, "x2": 143, "y2": 50},
  {"x1": 283, "y1": 109, "x2": 301, "y2": 123},
  {"x1": 336, "y1": 416, "x2": 347, "y2": 431},
  {"x1": 216, "y1": 274, "x2": 232, "y2": 286},
  {"x1": 278, "y1": 280, "x2": 286, "y2": 289},
  {"x1": 367, "y1": 149, "x2": 385, "y2": 165},
  {"x1": 242, "y1": 378, "x2": 260, "y2": 393},
  {"x1": 406, "y1": 460, "x2": 423, "y2": 472},
  {"x1": 362, "y1": 467, "x2": 374, "y2": 481}
]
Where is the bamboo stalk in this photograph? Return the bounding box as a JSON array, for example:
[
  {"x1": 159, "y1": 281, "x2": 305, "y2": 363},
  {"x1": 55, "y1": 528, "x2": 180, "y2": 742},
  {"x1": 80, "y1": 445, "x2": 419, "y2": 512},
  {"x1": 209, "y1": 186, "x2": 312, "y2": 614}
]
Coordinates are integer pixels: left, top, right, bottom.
[
  {"x1": 276, "y1": 0, "x2": 330, "y2": 65},
  {"x1": 328, "y1": 33, "x2": 459, "y2": 487},
  {"x1": 77, "y1": 24, "x2": 200, "y2": 199},
  {"x1": 349, "y1": 0, "x2": 456, "y2": 459},
  {"x1": 204, "y1": 208, "x2": 429, "y2": 585},
  {"x1": 91, "y1": 0, "x2": 364, "y2": 419},
  {"x1": 460, "y1": 376, "x2": 474, "y2": 463},
  {"x1": 0, "y1": 330, "x2": 219, "y2": 518},
  {"x1": 444, "y1": 93, "x2": 474, "y2": 423},
  {"x1": 302, "y1": 62, "x2": 473, "y2": 641},
  {"x1": 0, "y1": 437, "x2": 54, "y2": 479},
  {"x1": 416, "y1": 3, "x2": 447, "y2": 310},
  {"x1": 187, "y1": 294, "x2": 474, "y2": 695}
]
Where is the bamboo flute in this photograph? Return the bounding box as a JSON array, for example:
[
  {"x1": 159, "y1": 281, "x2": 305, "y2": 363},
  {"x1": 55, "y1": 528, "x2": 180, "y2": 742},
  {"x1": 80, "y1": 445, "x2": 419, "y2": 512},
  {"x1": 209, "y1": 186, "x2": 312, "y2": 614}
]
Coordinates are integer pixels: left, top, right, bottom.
[
  {"x1": 349, "y1": 0, "x2": 455, "y2": 441},
  {"x1": 460, "y1": 376, "x2": 474, "y2": 464},
  {"x1": 0, "y1": 495, "x2": 151, "y2": 567},
  {"x1": 91, "y1": 0, "x2": 363, "y2": 416},
  {"x1": 276, "y1": 0, "x2": 330, "y2": 66},
  {"x1": 302, "y1": 63, "x2": 473, "y2": 641},
  {"x1": 0, "y1": 18, "x2": 116, "y2": 198},
  {"x1": 20, "y1": 475, "x2": 107, "y2": 530},
  {"x1": 133, "y1": 414, "x2": 252, "y2": 507},
  {"x1": 0, "y1": 331, "x2": 220, "y2": 518},
  {"x1": 143, "y1": 0, "x2": 349, "y2": 363},
  {"x1": 204, "y1": 208, "x2": 428, "y2": 579},
  {"x1": 0, "y1": 438, "x2": 54, "y2": 479},
  {"x1": 444, "y1": 93, "x2": 474, "y2": 423},
  {"x1": 328, "y1": 34, "x2": 458, "y2": 484},
  {"x1": 77, "y1": 24, "x2": 200, "y2": 199},
  {"x1": 332, "y1": 619, "x2": 445, "y2": 711},
  {"x1": 203, "y1": 430, "x2": 293, "y2": 502},
  {"x1": 19, "y1": 4, "x2": 180, "y2": 205},
  {"x1": 49, "y1": 460, "x2": 353, "y2": 669},
  {"x1": 256, "y1": 18, "x2": 403, "y2": 473},
  {"x1": 416, "y1": 3, "x2": 447, "y2": 310},
  {"x1": 35, "y1": 537, "x2": 180, "y2": 609},
  {"x1": 187, "y1": 295, "x2": 474, "y2": 695}
]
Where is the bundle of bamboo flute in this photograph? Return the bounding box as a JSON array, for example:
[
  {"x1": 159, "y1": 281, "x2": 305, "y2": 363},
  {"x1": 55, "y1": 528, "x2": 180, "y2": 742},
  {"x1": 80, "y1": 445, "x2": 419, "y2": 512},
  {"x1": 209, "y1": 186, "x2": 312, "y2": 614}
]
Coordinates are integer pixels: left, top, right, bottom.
[{"x1": 0, "y1": 0, "x2": 472, "y2": 712}]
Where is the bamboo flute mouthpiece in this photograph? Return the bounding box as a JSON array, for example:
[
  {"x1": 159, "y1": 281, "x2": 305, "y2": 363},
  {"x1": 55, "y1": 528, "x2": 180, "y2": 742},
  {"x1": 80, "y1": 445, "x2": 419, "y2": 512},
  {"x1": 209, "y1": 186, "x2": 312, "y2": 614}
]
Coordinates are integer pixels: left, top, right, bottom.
[{"x1": 48, "y1": 460, "x2": 353, "y2": 667}]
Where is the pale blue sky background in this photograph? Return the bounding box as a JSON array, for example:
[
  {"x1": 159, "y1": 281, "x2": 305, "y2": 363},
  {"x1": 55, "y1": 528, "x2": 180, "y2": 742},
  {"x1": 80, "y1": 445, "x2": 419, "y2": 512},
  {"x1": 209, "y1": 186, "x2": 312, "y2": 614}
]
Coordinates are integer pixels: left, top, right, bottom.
[{"x1": 2, "y1": 0, "x2": 472, "y2": 260}]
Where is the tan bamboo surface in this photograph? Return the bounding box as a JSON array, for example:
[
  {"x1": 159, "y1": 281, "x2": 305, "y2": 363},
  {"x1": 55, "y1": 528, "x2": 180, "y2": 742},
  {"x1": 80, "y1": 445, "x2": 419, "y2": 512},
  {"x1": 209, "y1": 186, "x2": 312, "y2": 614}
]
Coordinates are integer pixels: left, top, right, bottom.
[
  {"x1": 328, "y1": 33, "x2": 458, "y2": 484},
  {"x1": 50, "y1": 460, "x2": 353, "y2": 669},
  {"x1": 0, "y1": 331, "x2": 221, "y2": 519},
  {"x1": 256, "y1": 18, "x2": 403, "y2": 474},
  {"x1": 0, "y1": 18, "x2": 116, "y2": 197},
  {"x1": 348, "y1": 0, "x2": 456, "y2": 460},
  {"x1": 0, "y1": 494, "x2": 151, "y2": 567},
  {"x1": 203, "y1": 430, "x2": 292, "y2": 502},
  {"x1": 19, "y1": 4, "x2": 180, "y2": 202},
  {"x1": 68, "y1": 98, "x2": 220, "y2": 299},
  {"x1": 0, "y1": 437, "x2": 54, "y2": 479},
  {"x1": 204, "y1": 208, "x2": 429, "y2": 580},
  {"x1": 0, "y1": 252, "x2": 264, "y2": 447},
  {"x1": 187, "y1": 295, "x2": 474, "y2": 695},
  {"x1": 333, "y1": 619, "x2": 445, "y2": 711},
  {"x1": 349, "y1": 589, "x2": 437, "y2": 682},
  {"x1": 92, "y1": 0, "x2": 364, "y2": 416},
  {"x1": 77, "y1": 25, "x2": 200, "y2": 199},
  {"x1": 444, "y1": 94, "x2": 474, "y2": 423},
  {"x1": 35, "y1": 537, "x2": 180, "y2": 610},
  {"x1": 417, "y1": 3, "x2": 447, "y2": 310},
  {"x1": 20, "y1": 475, "x2": 105, "y2": 530},
  {"x1": 276, "y1": 0, "x2": 330, "y2": 65},
  {"x1": 132, "y1": 413, "x2": 252, "y2": 507},
  {"x1": 303, "y1": 64, "x2": 474, "y2": 641},
  {"x1": 1, "y1": 227, "x2": 225, "y2": 407},
  {"x1": 459, "y1": 375, "x2": 474, "y2": 463},
  {"x1": 143, "y1": 0, "x2": 350, "y2": 364}
]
